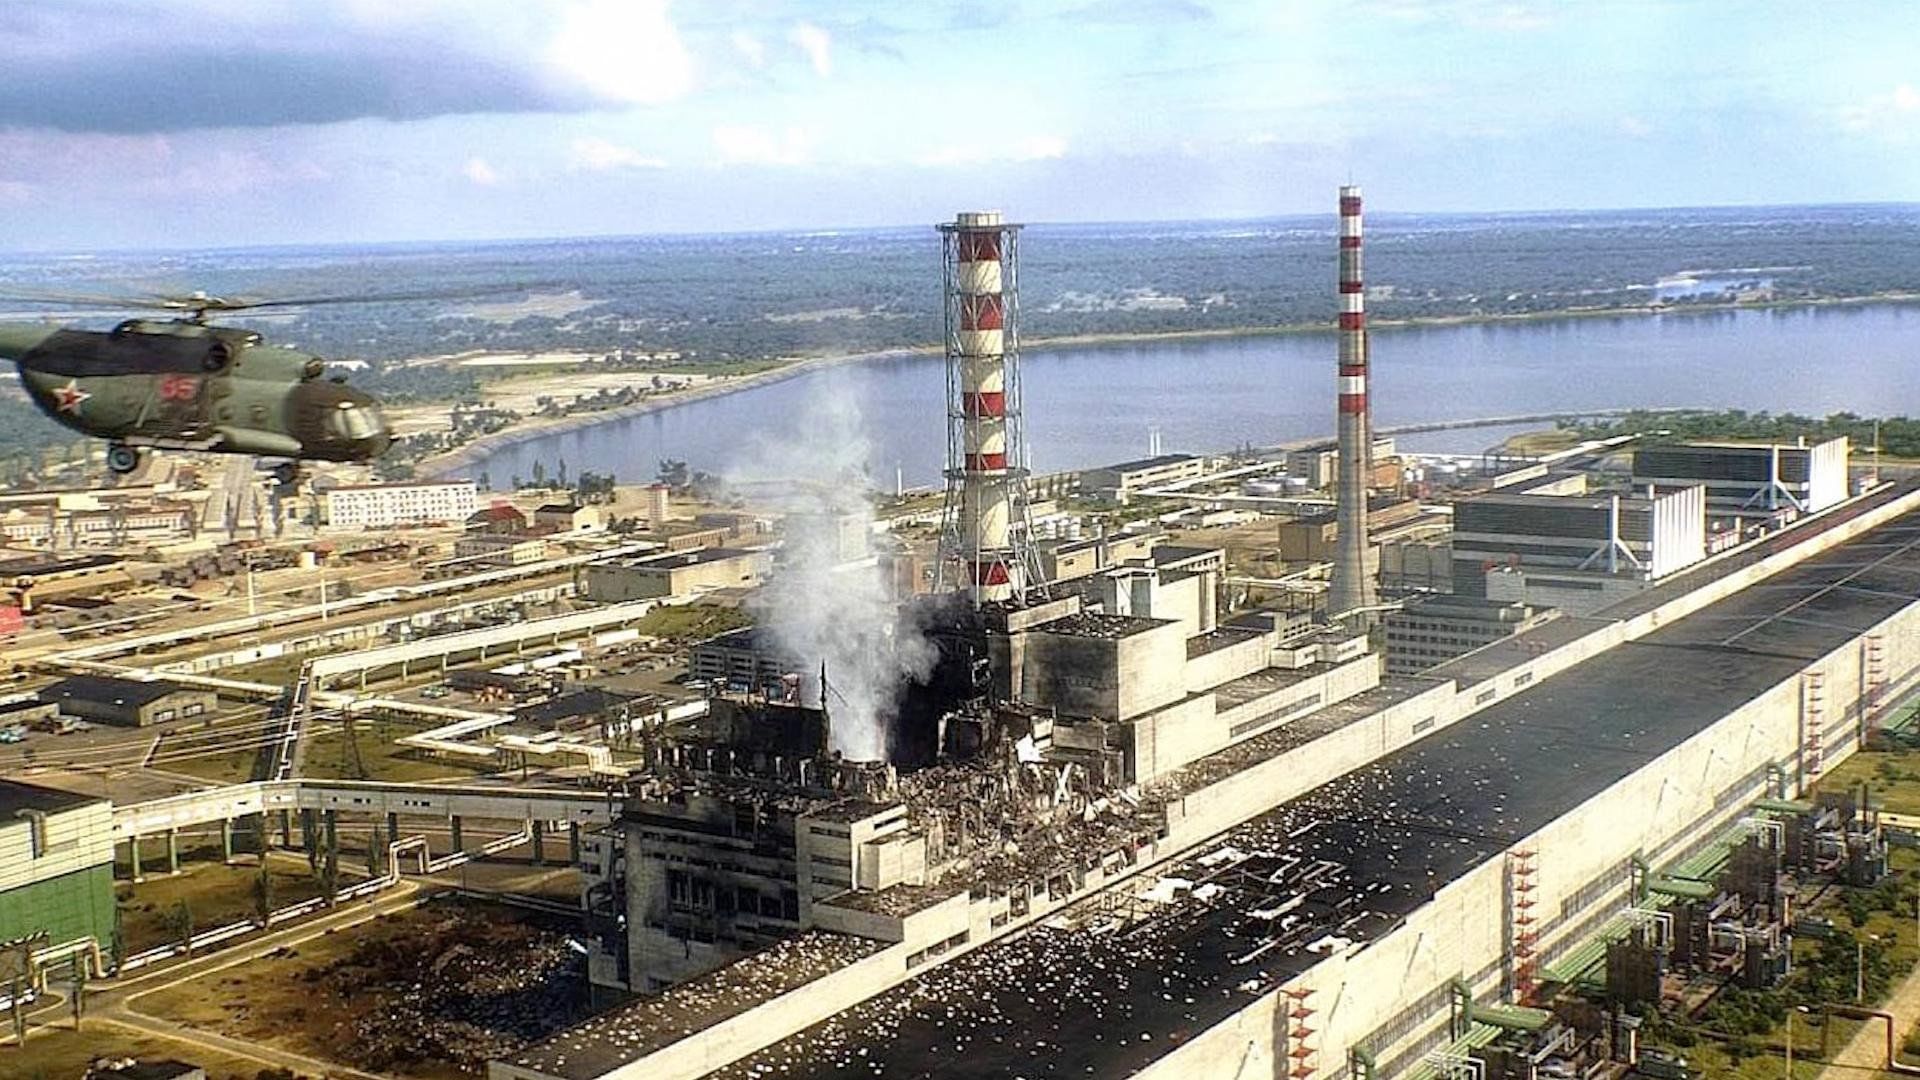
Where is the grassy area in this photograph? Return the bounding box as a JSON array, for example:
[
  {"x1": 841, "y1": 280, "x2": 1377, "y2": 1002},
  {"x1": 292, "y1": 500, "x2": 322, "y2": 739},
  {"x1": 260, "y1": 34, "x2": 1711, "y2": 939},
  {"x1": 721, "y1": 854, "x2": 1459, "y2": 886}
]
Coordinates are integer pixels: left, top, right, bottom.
[
  {"x1": 1501, "y1": 428, "x2": 1587, "y2": 455},
  {"x1": 221, "y1": 654, "x2": 310, "y2": 686},
  {"x1": 4, "y1": 1025, "x2": 269, "y2": 1080},
  {"x1": 117, "y1": 853, "x2": 330, "y2": 953},
  {"x1": 1822, "y1": 740, "x2": 1920, "y2": 816},
  {"x1": 633, "y1": 602, "x2": 752, "y2": 643},
  {"x1": 161, "y1": 745, "x2": 263, "y2": 785},
  {"x1": 300, "y1": 716, "x2": 493, "y2": 783}
]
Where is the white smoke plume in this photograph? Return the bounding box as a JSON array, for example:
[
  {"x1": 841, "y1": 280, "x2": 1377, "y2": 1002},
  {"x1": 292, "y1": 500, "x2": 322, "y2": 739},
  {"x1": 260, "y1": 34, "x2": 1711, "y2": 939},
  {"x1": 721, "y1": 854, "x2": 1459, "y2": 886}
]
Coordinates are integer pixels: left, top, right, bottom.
[{"x1": 728, "y1": 375, "x2": 936, "y2": 761}]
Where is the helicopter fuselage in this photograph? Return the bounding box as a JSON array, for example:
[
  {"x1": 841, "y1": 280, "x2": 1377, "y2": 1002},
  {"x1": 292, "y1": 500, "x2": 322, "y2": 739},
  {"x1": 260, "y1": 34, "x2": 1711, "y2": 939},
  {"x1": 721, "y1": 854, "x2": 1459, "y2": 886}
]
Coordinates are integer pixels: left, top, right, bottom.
[{"x1": 0, "y1": 319, "x2": 391, "y2": 465}]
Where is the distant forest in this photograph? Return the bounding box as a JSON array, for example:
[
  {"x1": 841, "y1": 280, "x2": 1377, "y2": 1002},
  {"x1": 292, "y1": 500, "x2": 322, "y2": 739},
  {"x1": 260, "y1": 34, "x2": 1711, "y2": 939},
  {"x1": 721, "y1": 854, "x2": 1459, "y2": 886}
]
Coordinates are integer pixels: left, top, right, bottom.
[
  {"x1": 3, "y1": 204, "x2": 1920, "y2": 473},
  {"x1": 1565, "y1": 409, "x2": 1920, "y2": 460},
  {"x1": 5, "y1": 204, "x2": 1918, "y2": 367}
]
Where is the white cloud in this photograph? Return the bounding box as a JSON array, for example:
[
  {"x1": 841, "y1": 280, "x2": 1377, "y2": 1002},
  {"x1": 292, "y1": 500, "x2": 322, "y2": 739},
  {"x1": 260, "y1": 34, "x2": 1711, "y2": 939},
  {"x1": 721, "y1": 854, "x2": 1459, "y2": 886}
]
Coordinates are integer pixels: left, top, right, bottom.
[
  {"x1": 0, "y1": 180, "x2": 31, "y2": 203},
  {"x1": 1839, "y1": 83, "x2": 1920, "y2": 137},
  {"x1": 1366, "y1": 0, "x2": 1550, "y2": 30},
  {"x1": 915, "y1": 134, "x2": 1069, "y2": 167},
  {"x1": 713, "y1": 125, "x2": 813, "y2": 166},
  {"x1": 463, "y1": 156, "x2": 499, "y2": 185},
  {"x1": 732, "y1": 31, "x2": 767, "y2": 68},
  {"x1": 789, "y1": 22, "x2": 833, "y2": 78},
  {"x1": 546, "y1": 0, "x2": 694, "y2": 105},
  {"x1": 570, "y1": 137, "x2": 667, "y2": 172},
  {"x1": 1617, "y1": 115, "x2": 1652, "y2": 138}
]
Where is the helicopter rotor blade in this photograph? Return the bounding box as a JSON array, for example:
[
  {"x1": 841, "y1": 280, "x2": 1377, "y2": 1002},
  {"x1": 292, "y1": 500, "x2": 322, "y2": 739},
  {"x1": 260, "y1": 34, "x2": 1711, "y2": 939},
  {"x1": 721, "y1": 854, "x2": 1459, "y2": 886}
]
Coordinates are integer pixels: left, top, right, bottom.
[
  {"x1": 0, "y1": 282, "x2": 575, "y2": 317},
  {"x1": 0, "y1": 283, "x2": 573, "y2": 314}
]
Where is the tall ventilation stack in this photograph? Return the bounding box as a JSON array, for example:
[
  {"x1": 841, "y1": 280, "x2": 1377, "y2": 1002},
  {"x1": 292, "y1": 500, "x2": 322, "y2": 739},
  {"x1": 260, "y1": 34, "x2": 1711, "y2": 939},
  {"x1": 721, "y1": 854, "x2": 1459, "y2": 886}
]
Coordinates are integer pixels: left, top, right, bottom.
[
  {"x1": 937, "y1": 211, "x2": 1040, "y2": 606},
  {"x1": 1326, "y1": 185, "x2": 1379, "y2": 621}
]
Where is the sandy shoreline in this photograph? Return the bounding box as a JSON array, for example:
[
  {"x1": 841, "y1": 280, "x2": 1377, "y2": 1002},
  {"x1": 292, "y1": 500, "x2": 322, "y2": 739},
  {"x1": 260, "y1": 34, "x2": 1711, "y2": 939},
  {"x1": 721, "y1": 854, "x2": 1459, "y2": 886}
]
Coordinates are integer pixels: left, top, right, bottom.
[{"x1": 416, "y1": 291, "x2": 1920, "y2": 478}]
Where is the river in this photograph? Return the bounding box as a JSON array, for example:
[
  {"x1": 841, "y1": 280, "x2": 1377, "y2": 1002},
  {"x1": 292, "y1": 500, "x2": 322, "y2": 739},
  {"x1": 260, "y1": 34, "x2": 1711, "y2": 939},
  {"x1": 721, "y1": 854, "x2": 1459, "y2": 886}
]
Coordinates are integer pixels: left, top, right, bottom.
[{"x1": 463, "y1": 303, "x2": 1920, "y2": 490}]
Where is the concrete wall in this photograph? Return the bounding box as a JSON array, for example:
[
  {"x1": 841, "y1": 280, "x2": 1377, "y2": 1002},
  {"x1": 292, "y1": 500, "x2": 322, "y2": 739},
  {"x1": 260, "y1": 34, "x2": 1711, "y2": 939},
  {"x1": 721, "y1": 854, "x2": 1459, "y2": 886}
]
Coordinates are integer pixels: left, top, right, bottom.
[
  {"x1": 0, "y1": 798, "x2": 113, "y2": 892},
  {"x1": 1136, "y1": 566, "x2": 1920, "y2": 1080},
  {"x1": 1020, "y1": 620, "x2": 1187, "y2": 721},
  {"x1": 1184, "y1": 632, "x2": 1274, "y2": 694}
]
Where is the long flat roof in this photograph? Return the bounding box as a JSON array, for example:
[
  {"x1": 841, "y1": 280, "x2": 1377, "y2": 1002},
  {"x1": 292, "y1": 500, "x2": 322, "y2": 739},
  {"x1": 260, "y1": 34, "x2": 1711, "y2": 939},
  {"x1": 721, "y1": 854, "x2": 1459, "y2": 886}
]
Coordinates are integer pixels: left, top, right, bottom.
[
  {"x1": 0, "y1": 777, "x2": 103, "y2": 818},
  {"x1": 706, "y1": 493, "x2": 1920, "y2": 1078}
]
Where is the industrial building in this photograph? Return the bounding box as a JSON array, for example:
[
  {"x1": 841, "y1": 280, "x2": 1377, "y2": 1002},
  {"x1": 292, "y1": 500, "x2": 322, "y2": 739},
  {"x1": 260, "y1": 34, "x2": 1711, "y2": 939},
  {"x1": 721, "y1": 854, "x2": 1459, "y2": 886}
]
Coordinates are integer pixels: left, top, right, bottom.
[
  {"x1": 1634, "y1": 437, "x2": 1848, "y2": 516},
  {"x1": 535, "y1": 503, "x2": 604, "y2": 532},
  {"x1": 494, "y1": 480, "x2": 1920, "y2": 1080},
  {"x1": 592, "y1": 526, "x2": 1389, "y2": 999},
  {"x1": 1450, "y1": 484, "x2": 1708, "y2": 614},
  {"x1": 689, "y1": 627, "x2": 803, "y2": 696},
  {"x1": 38, "y1": 675, "x2": 216, "y2": 728},
  {"x1": 1382, "y1": 593, "x2": 1559, "y2": 676},
  {"x1": 1081, "y1": 453, "x2": 1209, "y2": 501},
  {"x1": 320, "y1": 480, "x2": 477, "y2": 530},
  {"x1": 454, "y1": 533, "x2": 549, "y2": 566},
  {"x1": 583, "y1": 549, "x2": 770, "y2": 602},
  {"x1": 1285, "y1": 436, "x2": 1398, "y2": 490},
  {"x1": 1032, "y1": 530, "x2": 1160, "y2": 583},
  {"x1": 0, "y1": 779, "x2": 115, "y2": 953}
]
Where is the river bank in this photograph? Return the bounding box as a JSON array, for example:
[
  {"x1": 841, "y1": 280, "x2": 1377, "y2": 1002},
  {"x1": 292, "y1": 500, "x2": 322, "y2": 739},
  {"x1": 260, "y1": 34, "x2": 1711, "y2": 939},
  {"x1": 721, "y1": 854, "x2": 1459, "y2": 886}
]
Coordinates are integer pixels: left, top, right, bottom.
[{"x1": 415, "y1": 290, "x2": 1920, "y2": 480}]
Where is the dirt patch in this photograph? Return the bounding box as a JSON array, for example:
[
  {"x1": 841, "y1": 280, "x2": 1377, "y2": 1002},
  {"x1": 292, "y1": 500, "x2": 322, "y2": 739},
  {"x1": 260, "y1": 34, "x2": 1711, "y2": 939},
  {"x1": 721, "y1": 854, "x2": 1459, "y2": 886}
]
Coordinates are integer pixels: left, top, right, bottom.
[
  {"x1": 2, "y1": 1027, "x2": 268, "y2": 1080},
  {"x1": 141, "y1": 899, "x2": 592, "y2": 1079}
]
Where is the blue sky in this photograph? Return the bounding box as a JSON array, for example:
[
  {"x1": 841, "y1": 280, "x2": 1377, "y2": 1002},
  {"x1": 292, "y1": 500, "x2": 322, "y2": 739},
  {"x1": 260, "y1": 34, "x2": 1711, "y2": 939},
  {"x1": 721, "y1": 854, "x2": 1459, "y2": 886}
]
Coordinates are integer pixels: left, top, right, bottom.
[{"x1": 0, "y1": 0, "x2": 1915, "y2": 249}]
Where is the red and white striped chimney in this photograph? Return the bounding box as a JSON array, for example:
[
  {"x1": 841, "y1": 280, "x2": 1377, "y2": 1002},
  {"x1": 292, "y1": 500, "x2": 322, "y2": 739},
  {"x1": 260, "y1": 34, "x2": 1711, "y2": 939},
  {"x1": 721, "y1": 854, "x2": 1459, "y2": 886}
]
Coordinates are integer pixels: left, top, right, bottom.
[
  {"x1": 1327, "y1": 184, "x2": 1378, "y2": 618},
  {"x1": 939, "y1": 210, "x2": 1036, "y2": 605}
]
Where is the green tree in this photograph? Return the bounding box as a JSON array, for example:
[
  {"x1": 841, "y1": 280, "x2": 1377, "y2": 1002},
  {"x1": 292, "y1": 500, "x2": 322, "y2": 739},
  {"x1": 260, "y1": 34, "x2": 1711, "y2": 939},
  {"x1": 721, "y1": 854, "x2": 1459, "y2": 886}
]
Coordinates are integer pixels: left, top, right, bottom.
[
  {"x1": 162, "y1": 899, "x2": 195, "y2": 957},
  {"x1": 251, "y1": 862, "x2": 277, "y2": 926}
]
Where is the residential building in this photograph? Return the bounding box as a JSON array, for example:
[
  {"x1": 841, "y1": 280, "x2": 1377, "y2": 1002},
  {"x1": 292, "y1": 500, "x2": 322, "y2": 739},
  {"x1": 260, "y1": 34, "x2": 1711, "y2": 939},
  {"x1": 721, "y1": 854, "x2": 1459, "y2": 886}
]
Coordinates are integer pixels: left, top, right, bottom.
[{"x1": 320, "y1": 480, "x2": 477, "y2": 530}]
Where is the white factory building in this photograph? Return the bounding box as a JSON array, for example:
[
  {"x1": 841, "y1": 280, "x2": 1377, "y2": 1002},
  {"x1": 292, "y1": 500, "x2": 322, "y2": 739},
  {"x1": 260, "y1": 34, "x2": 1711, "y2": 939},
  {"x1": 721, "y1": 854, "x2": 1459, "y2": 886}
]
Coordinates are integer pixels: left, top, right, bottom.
[
  {"x1": 1450, "y1": 480, "x2": 1708, "y2": 615},
  {"x1": 1632, "y1": 436, "x2": 1849, "y2": 517},
  {"x1": 320, "y1": 480, "x2": 478, "y2": 530}
]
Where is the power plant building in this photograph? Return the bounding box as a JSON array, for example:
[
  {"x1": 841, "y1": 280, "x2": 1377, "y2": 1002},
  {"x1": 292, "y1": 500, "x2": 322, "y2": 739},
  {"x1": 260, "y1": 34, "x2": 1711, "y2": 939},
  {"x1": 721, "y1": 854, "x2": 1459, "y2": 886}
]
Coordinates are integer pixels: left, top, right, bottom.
[
  {"x1": 1632, "y1": 437, "x2": 1848, "y2": 516},
  {"x1": 583, "y1": 549, "x2": 770, "y2": 602},
  {"x1": 1382, "y1": 594, "x2": 1559, "y2": 676},
  {"x1": 0, "y1": 779, "x2": 115, "y2": 955},
  {"x1": 1451, "y1": 485, "x2": 1707, "y2": 614}
]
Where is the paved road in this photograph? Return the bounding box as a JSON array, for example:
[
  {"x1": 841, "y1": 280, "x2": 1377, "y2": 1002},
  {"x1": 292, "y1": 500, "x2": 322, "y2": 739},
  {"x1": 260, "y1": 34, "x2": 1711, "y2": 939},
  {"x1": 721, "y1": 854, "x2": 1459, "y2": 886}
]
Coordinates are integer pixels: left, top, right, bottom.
[
  {"x1": 1816, "y1": 962, "x2": 1920, "y2": 1079},
  {"x1": 9, "y1": 879, "x2": 431, "y2": 1077}
]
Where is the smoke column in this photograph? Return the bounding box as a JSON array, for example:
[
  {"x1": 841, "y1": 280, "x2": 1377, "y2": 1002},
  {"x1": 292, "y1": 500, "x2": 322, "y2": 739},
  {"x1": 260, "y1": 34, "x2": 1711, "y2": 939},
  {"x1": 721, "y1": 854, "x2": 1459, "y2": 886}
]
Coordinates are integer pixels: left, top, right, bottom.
[{"x1": 731, "y1": 375, "x2": 935, "y2": 760}]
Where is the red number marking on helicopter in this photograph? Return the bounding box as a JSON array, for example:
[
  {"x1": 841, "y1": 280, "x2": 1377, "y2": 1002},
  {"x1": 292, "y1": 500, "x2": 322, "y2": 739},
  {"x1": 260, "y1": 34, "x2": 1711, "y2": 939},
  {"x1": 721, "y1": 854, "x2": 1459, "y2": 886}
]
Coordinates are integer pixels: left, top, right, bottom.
[
  {"x1": 54, "y1": 380, "x2": 91, "y2": 414},
  {"x1": 159, "y1": 375, "x2": 200, "y2": 402}
]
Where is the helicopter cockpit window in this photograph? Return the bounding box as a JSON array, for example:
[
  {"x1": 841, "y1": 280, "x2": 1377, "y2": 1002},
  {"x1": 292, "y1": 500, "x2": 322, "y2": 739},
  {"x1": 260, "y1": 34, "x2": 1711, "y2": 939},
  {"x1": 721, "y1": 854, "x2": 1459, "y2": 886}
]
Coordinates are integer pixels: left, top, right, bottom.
[{"x1": 328, "y1": 400, "x2": 380, "y2": 441}]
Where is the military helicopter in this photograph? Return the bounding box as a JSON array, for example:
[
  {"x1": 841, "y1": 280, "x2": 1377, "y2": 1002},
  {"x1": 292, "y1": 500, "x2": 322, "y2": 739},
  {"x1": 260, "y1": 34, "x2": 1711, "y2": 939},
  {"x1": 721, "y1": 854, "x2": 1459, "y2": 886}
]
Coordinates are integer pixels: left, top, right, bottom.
[{"x1": 0, "y1": 290, "x2": 393, "y2": 477}]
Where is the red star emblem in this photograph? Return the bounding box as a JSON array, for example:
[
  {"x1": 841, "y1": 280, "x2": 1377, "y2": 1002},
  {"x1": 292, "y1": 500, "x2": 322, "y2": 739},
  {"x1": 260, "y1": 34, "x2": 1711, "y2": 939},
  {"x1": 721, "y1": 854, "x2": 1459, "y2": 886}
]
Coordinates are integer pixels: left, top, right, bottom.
[{"x1": 54, "y1": 380, "x2": 91, "y2": 414}]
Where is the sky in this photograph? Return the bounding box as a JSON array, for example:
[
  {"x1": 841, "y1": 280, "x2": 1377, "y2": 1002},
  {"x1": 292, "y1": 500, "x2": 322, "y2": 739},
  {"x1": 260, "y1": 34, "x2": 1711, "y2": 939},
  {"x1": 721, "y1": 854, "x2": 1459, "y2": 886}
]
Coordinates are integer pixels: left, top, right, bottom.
[{"x1": 0, "y1": 0, "x2": 1916, "y2": 250}]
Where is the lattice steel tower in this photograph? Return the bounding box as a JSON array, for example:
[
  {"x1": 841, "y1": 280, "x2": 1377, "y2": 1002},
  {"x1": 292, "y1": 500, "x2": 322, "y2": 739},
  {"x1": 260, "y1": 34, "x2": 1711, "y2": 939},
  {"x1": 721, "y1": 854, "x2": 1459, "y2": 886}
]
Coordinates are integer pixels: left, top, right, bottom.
[{"x1": 937, "y1": 211, "x2": 1043, "y2": 605}]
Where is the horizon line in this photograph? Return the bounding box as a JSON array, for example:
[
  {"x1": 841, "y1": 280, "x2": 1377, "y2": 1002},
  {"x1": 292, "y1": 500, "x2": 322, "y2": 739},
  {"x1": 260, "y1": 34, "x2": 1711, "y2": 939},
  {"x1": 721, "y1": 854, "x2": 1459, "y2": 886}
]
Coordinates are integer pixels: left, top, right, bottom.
[{"x1": 2, "y1": 198, "x2": 1916, "y2": 260}]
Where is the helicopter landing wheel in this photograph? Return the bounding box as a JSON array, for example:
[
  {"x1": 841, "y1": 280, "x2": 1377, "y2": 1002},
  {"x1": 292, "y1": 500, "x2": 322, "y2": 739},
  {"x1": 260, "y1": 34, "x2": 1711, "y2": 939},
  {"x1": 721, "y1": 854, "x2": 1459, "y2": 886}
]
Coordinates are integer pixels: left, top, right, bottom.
[{"x1": 105, "y1": 444, "x2": 141, "y2": 475}]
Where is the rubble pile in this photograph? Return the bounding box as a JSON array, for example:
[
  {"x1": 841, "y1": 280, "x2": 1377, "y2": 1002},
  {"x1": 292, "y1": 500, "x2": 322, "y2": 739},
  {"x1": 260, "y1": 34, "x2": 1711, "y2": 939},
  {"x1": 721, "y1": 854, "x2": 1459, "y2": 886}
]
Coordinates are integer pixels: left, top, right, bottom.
[{"x1": 311, "y1": 911, "x2": 589, "y2": 1072}]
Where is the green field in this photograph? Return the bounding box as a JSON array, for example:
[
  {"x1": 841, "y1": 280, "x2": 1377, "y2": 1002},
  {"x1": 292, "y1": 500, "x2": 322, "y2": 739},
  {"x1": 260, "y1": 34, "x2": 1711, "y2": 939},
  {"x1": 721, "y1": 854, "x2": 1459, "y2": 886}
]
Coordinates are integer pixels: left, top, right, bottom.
[{"x1": 634, "y1": 602, "x2": 752, "y2": 643}]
